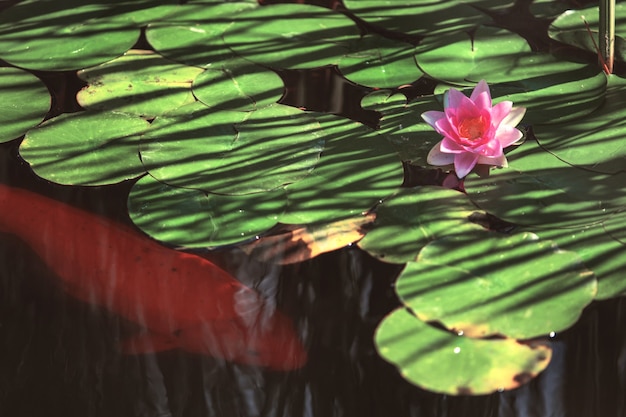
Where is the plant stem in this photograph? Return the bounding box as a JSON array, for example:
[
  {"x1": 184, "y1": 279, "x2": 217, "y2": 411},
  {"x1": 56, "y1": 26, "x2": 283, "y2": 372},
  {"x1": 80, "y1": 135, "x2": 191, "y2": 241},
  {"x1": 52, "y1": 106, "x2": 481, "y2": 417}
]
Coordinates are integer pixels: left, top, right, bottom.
[{"x1": 599, "y1": 0, "x2": 615, "y2": 74}]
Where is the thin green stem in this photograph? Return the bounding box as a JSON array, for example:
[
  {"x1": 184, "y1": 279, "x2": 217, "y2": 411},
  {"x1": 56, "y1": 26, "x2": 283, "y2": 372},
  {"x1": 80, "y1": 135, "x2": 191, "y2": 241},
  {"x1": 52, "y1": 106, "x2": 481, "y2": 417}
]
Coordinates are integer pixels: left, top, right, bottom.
[{"x1": 599, "y1": 0, "x2": 615, "y2": 74}]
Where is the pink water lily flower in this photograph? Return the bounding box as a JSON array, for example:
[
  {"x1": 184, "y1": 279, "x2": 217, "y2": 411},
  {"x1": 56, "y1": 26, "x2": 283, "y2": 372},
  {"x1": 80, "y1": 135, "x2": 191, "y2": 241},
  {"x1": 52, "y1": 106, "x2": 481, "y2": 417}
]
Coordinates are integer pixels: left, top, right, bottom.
[{"x1": 422, "y1": 80, "x2": 526, "y2": 179}]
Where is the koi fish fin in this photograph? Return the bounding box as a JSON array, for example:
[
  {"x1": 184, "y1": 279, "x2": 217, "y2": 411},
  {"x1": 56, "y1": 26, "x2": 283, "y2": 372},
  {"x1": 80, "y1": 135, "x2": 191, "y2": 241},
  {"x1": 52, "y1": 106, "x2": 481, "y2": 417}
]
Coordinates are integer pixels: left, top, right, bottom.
[{"x1": 119, "y1": 331, "x2": 180, "y2": 354}]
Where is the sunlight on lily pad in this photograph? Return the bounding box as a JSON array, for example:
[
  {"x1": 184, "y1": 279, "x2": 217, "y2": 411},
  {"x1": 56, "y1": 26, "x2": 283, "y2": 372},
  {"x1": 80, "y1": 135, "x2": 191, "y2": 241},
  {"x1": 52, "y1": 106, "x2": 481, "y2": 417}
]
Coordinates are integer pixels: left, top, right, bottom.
[
  {"x1": 396, "y1": 232, "x2": 596, "y2": 339},
  {"x1": 223, "y1": 4, "x2": 360, "y2": 69},
  {"x1": 140, "y1": 103, "x2": 324, "y2": 195},
  {"x1": 375, "y1": 307, "x2": 552, "y2": 395},
  {"x1": 280, "y1": 114, "x2": 403, "y2": 224},
  {"x1": 128, "y1": 175, "x2": 285, "y2": 248},
  {"x1": 19, "y1": 112, "x2": 149, "y2": 185},
  {"x1": 337, "y1": 35, "x2": 422, "y2": 88},
  {"x1": 0, "y1": 67, "x2": 50, "y2": 143},
  {"x1": 0, "y1": 0, "x2": 145, "y2": 71},
  {"x1": 145, "y1": 1, "x2": 257, "y2": 68},
  {"x1": 192, "y1": 58, "x2": 284, "y2": 111},
  {"x1": 358, "y1": 186, "x2": 487, "y2": 264},
  {"x1": 77, "y1": 50, "x2": 202, "y2": 117},
  {"x1": 465, "y1": 138, "x2": 626, "y2": 228},
  {"x1": 535, "y1": 75, "x2": 626, "y2": 173}
]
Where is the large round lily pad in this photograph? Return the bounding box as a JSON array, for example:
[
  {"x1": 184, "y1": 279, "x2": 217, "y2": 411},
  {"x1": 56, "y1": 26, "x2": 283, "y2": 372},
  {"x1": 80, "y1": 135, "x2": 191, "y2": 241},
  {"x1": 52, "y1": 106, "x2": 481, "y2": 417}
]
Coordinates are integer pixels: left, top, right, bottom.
[
  {"x1": 222, "y1": 4, "x2": 360, "y2": 69},
  {"x1": 375, "y1": 307, "x2": 552, "y2": 395},
  {"x1": 19, "y1": 111, "x2": 149, "y2": 185},
  {"x1": 77, "y1": 50, "x2": 202, "y2": 118},
  {"x1": 0, "y1": 67, "x2": 50, "y2": 143},
  {"x1": 140, "y1": 103, "x2": 324, "y2": 195},
  {"x1": 396, "y1": 232, "x2": 596, "y2": 339},
  {"x1": 358, "y1": 186, "x2": 487, "y2": 264},
  {"x1": 128, "y1": 175, "x2": 285, "y2": 248}
]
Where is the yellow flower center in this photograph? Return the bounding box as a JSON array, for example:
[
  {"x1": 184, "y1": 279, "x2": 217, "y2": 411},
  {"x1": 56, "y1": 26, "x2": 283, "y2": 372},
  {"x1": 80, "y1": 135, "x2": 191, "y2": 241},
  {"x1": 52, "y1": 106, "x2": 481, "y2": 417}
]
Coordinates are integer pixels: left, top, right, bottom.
[{"x1": 458, "y1": 117, "x2": 485, "y2": 141}]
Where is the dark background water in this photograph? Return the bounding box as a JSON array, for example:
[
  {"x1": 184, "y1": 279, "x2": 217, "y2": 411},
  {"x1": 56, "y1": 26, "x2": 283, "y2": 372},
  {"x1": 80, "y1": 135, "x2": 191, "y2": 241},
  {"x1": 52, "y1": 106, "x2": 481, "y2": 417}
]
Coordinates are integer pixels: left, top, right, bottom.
[{"x1": 1, "y1": 0, "x2": 626, "y2": 416}]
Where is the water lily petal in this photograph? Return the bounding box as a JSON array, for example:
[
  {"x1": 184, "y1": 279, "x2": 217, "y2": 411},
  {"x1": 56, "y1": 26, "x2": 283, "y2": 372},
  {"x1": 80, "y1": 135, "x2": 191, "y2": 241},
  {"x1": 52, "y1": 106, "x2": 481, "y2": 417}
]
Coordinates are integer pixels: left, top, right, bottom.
[
  {"x1": 454, "y1": 152, "x2": 479, "y2": 178},
  {"x1": 478, "y1": 153, "x2": 508, "y2": 168},
  {"x1": 490, "y1": 101, "x2": 513, "y2": 128},
  {"x1": 501, "y1": 106, "x2": 526, "y2": 127},
  {"x1": 441, "y1": 137, "x2": 465, "y2": 153},
  {"x1": 427, "y1": 142, "x2": 456, "y2": 166},
  {"x1": 446, "y1": 87, "x2": 469, "y2": 111},
  {"x1": 470, "y1": 79, "x2": 491, "y2": 110},
  {"x1": 495, "y1": 125, "x2": 524, "y2": 147},
  {"x1": 421, "y1": 110, "x2": 445, "y2": 128}
]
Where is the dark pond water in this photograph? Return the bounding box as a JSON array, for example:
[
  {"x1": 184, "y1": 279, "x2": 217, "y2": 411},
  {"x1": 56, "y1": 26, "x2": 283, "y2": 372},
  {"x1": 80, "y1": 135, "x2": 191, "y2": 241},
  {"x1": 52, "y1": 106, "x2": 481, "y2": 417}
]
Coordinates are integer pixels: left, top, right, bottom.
[{"x1": 1, "y1": 0, "x2": 626, "y2": 416}]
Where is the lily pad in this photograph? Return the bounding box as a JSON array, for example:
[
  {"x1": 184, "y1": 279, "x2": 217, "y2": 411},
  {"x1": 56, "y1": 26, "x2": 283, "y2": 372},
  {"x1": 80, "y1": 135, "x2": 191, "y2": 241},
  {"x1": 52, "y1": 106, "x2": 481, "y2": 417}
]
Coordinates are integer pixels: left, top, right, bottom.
[
  {"x1": 534, "y1": 75, "x2": 626, "y2": 174},
  {"x1": 416, "y1": 26, "x2": 531, "y2": 85},
  {"x1": 396, "y1": 232, "x2": 596, "y2": 339},
  {"x1": 145, "y1": 1, "x2": 257, "y2": 68},
  {"x1": 549, "y1": 3, "x2": 626, "y2": 63},
  {"x1": 77, "y1": 50, "x2": 202, "y2": 118},
  {"x1": 192, "y1": 58, "x2": 284, "y2": 111},
  {"x1": 0, "y1": 0, "x2": 143, "y2": 71},
  {"x1": 464, "y1": 138, "x2": 626, "y2": 228},
  {"x1": 128, "y1": 175, "x2": 285, "y2": 248},
  {"x1": 358, "y1": 186, "x2": 487, "y2": 264},
  {"x1": 342, "y1": 0, "x2": 492, "y2": 37},
  {"x1": 19, "y1": 111, "x2": 149, "y2": 185},
  {"x1": 375, "y1": 307, "x2": 552, "y2": 395},
  {"x1": 280, "y1": 114, "x2": 404, "y2": 224},
  {"x1": 0, "y1": 67, "x2": 50, "y2": 143},
  {"x1": 222, "y1": 4, "x2": 360, "y2": 69},
  {"x1": 140, "y1": 103, "x2": 324, "y2": 195},
  {"x1": 337, "y1": 35, "x2": 422, "y2": 89}
]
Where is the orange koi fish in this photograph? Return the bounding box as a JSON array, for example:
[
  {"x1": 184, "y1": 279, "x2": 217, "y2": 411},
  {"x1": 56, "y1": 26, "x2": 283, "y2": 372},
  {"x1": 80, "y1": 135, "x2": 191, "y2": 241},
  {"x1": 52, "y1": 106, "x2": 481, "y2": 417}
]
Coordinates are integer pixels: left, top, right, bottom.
[{"x1": 0, "y1": 183, "x2": 307, "y2": 370}]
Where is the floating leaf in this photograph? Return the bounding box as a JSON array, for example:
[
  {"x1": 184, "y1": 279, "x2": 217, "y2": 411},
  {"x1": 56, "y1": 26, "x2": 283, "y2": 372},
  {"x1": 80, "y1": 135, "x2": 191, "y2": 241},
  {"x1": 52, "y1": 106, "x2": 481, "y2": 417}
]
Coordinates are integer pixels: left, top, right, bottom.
[
  {"x1": 20, "y1": 112, "x2": 149, "y2": 185},
  {"x1": 549, "y1": 4, "x2": 626, "y2": 63},
  {"x1": 77, "y1": 50, "x2": 202, "y2": 117},
  {"x1": 342, "y1": 0, "x2": 493, "y2": 37},
  {"x1": 222, "y1": 4, "x2": 360, "y2": 69},
  {"x1": 140, "y1": 103, "x2": 324, "y2": 195},
  {"x1": 396, "y1": 232, "x2": 596, "y2": 339},
  {"x1": 240, "y1": 213, "x2": 375, "y2": 264},
  {"x1": 464, "y1": 138, "x2": 626, "y2": 228},
  {"x1": 0, "y1": 67, "x2": 50, "y2": 143},
  {"x1": 0, "y1": 0, "x2": 147, "y2": 71},
  {"x1": 375, "y1": 307, "x2": 552, "y2": 395},
  {"x1": 128, "y1": 175, "x2": 285, "y2": 248},
  {"x1": 145, "y1": 1, "x2": 257, "y2": 68},
  {"x1": 192, "y1": 58, "x2": 284, "y2": 111},
  {"x1": 337, "y1": 35, "x2": 422, "y2": 88},
  {"x1": 534, "y1": 75, "x2": 626, "y2": 174},
  {"x1": 280, "y1": 114, "x2": 403, "y2": 224},
  {"x1": 358, "y1": 186, "x2": 487, "y2": 264}
]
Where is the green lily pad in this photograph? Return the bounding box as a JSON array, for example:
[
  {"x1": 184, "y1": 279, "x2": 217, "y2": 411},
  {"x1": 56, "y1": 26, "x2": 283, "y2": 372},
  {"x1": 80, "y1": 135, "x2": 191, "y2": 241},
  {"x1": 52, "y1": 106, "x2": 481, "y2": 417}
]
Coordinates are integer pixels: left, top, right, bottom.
[
  {"x1": 549, "y1": 3, "x2": 626, "y2": 63},
  {"x1": 128, "y1": 175, "x2": 285, "y2": 248},
  {"x1": 222, "y1": 4, "x2": 360, "y2": 69},
  {"x1": 416, "y1": 26, "x2": 531, "y2": 85},
  {"x1": 529, "y1": 213, "x2": 626, "y2": 300},
  {"x1": 140, "y1": 103, "x2": 324, "y2": 195},
  {"x1": 77, "y1": 50, "x2": 202, "y2": 118},
  {"x1": 342, "y1": 0, "x2": 492, "y2": 37},
  {"x1": 280, "y1": 114, "x2": 404, "y2": 224},
  {"x1": 192, "y1": 58, "x2": 284, "y2": 111},
  {"x1": 0, "y1": 67, "x2": 50, "y2": 143},
  {"x1": 360, "y1": 91, "x2": 441, "y2": 165},
  {"x1": 375, "y1": 307, "x2": 552, "y2": 395},
  {"x1": 358, "y1": 186, "x2": 487, "y2": 264},
  {"x1": 464, "y1": 138, "x2": 626, "y2": 228},
  {"x1": 0, "y1": 0, "x2": 143, "y2": 71},
  {"x1": 337, "y1": 35, "x2": 422, "y2": 89},
  {"x1": 396, "y1": 232, "x2": 596, "y2": 339},
  {"x1": 535, "y1": 75, "x2": 626, "y2": 174},
  {"x1": 145, "y1": 1, "x2": 257, "y2": 68},
  {"x1": 19, "y1": 111, "x2": 149, "y2": 185}
]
